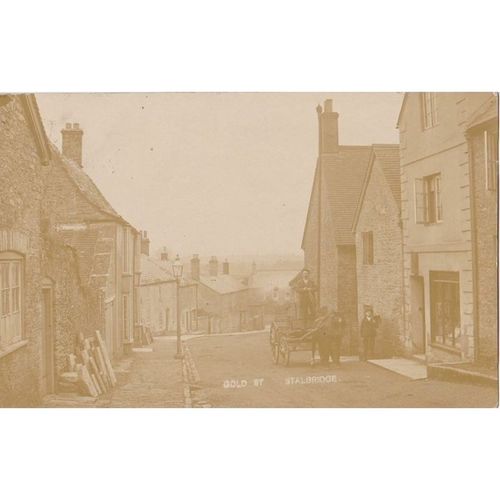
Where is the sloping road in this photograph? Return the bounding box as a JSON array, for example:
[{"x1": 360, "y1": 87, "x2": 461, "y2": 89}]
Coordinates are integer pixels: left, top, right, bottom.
[{"x1": 186, "y1": 331, "x2": 498, "y2": 408}]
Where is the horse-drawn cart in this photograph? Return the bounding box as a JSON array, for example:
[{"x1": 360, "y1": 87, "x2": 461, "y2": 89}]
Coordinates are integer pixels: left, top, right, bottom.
[{"x1": 269, "y1": 317, "x2": 314, "y2": 366}]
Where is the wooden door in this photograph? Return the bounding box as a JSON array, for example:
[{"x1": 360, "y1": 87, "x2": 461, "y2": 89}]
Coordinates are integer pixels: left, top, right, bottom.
[
  {"x1": 410, "y1": 276, "x2": 426, "y2": 353},
  {"x1": 41, "y1": 285, "x2": 55, "y2": 395}
]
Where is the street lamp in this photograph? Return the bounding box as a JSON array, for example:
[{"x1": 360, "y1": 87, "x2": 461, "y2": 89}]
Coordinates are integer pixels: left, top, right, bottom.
[{"x1": 172, "y1": 254, "x2": 184, "y2": 359}]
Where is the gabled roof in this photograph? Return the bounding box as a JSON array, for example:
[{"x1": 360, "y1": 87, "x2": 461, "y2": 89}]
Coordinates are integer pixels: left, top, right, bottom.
[
  {"x1": 301, "y1": 146, "x2": 372, "y2": 248},
  {"x1": 19, "y1": 94, "x2": 52, "y2": 165},
  {"x1": 140, "y1": 255, "x2": 176, "y2": 285},
  {"x1": 199, "y1": 274, "x2": 248, "y2": 295},
  {"x1": 467, "y1": 94, "x2": 498, "y2": 131},
  {"x1": 351, "y1": 145, "x2": 400, "y2": 232},
  {"x1": 396, "y1": 92, "x2": 409, "y2": 129}
]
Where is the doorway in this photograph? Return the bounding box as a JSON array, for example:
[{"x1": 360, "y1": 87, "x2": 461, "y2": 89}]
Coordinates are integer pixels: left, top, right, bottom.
[
  {"x1": 41, "y1": 283, "x2": 55, "y2": 395},
  {"x1": 410, "y1": 276, "x2": 426, "y2": 353}
]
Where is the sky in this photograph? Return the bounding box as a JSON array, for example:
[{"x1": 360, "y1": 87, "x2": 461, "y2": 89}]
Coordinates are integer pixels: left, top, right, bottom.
[{"x1": 36, "y1": 93, "x2": 403, "y2": 258}]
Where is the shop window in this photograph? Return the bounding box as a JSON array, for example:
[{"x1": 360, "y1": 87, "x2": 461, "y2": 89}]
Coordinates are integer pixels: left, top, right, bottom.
[
  {"x1": 0, "y1": 254, "x2": 23, "y2": 348},
  {"x1": 430, "y1": 271, "x2": 461, "y2": 348}
]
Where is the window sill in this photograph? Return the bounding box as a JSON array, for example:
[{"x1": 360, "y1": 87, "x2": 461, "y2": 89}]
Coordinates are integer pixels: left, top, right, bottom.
[
  {"x1": 0, "y1": 339, "x2": 28, "y2": 360},
  {"x1": 430, "y1": 342, "x2": 462, "y2": 355}
]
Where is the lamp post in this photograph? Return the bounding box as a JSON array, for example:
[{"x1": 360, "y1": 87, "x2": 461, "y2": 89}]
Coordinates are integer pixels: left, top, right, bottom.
[{"x1": 172, "y1": 254, "x2": 184, "y2": 359}]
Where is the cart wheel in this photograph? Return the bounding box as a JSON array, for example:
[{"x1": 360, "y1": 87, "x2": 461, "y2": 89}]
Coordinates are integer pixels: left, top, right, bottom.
[
  {"x1": 279, "y1": 338, "x2": 290, "y2": 366},
  {"x1": 269, "y1": 324, "x2": 276, "y2": 346},
  {"x1": 272, "y1": 341, "x2": 280, "y2": 364}
]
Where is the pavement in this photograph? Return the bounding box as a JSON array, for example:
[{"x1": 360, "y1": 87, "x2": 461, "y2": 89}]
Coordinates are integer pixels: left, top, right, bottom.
[{"x1": 44, "y1": 337, "x2": 186, "y2": 408}]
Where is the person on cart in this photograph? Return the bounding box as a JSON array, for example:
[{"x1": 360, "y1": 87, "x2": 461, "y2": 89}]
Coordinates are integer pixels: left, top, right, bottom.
[{"x1": 294, "y1": 269, "x2": 317, "y2": 329}]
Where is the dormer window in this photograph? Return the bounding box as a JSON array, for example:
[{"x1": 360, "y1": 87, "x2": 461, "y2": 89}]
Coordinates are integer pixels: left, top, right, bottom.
[{"x1": 422, "y1": 92, "x2": 438, "y2": 129}]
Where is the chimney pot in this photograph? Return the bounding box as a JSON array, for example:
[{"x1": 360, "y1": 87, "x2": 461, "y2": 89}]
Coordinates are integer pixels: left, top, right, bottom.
[
  {"x1": 61, "y1": 122, "x2": 84, "y2": 166},
  {"x1": 160, "y1": 246, "x2": 168, "y2": 261},
  {"x1": 318, "y1": 99, "x2": 339, "y2": 154},
  {"x1": 191, "y1": 254, "x2": 200, "y2": 281},
  {"x1": 140, "y1": 230, "x2": 150, "y2": 256},
  {"x1": 209, "y1": 256, "x2": 218, "y2": 277}
]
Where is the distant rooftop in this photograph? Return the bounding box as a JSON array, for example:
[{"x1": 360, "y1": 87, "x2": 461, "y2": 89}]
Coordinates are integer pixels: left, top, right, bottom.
[{"x1": 199, "y1": 274, "x2": 248, "y2": 294}]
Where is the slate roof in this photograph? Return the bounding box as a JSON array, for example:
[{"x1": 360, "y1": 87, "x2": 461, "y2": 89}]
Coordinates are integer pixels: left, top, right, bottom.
[
  {"x1": 320, "y1": 146, "x2": 372, "y2": 245},
  {"x1": 199, "y1": 274, "x2": 248, "y2": 295},
  {"x1": 140, "y1": 255, "x2": 175, "y2": 285},
  {"x1": 372, "y1": 145, "x2": 401, "y2": 205}
]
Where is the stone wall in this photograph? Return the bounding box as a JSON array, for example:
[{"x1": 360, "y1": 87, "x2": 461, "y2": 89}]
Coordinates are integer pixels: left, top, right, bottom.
[
  {"x1": 355, "y1": 160, "x2": 404, "y2": 358},
  {"x1": 469, "y1": 126, "x2": 498, "y2": 366}
]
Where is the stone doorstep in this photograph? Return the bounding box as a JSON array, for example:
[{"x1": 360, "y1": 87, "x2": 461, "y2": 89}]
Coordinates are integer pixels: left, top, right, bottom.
[
  {"x1": 427, "y1": 364, "x2": 498, "y2": 387},
  {"x1": 368, "y1": 358, "x2": 428, "y2": 380}
]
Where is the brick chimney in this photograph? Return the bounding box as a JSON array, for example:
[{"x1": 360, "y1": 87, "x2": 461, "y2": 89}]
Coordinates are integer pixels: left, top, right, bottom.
[
  {"x1": 222, "y1": 259, "x2": 229, "y2": 275},
  {"x1": 61, "y1": 123, "x2": 84, "y2": 166},
  {"x1": 209, "y1": 256, "x2": 218, "y2": 277},
  {"x1": 160, "y1": 246, "x2": 168, "y2": 261},
  {"x1": 140, "y1": 230, "x2": 150, "y2": 256},
  {"x1": 191, "y1": 254, "x2": 200, "y2": 281},
  {"x1": 317, "y1": 99, "x2": 339, "y2": 155}
]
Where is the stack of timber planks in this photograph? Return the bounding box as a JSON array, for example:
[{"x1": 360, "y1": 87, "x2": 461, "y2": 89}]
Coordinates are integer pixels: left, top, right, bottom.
[{"x1": 60, "y1": 330, "x2": 117, "y2": 397}]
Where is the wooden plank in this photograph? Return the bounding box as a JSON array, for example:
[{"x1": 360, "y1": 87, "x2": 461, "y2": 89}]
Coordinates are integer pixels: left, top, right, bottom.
[
  {"x1": 68, "y1": 354, "x2": 77, "y2": 372},
  {"x1": 91, "y1": 374, "x2": 102, "y2": 395},
  {"x1": 95, "y1": 347, "x2": 111, "y2": 388},
  {"x1": 95, "y1": 330, "x2": 116, "y2": 386},
  {"x1": 77, "y1": 365, "x2": 98, "y2": 397},
  {"x1": 89, "y1": 356, "x2": 107, "y2": 393}
]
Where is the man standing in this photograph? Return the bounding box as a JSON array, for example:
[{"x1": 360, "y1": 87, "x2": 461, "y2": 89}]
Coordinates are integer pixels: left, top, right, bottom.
[
  {"x1": 360, "y1": 309, "x2": 378, "y2": 361},
  {"x1": 329, "y1": 312, "x2": 345, "y2": 366},
  {"x1": 294, "y1": 269, "x2": 317, "y2": 327}
]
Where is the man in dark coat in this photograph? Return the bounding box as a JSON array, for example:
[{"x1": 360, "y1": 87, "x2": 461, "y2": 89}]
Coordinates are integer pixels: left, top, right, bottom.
[
  {"x1": 294, "y1": 269, "x2": 317, "y2": 328},
  {"x1": 360, "y1": 309, "x2": 378, "y2": 361},
  {"x1": 309, "y1": 307, "x2": 330, "y2": 365},
  {"x1": 328, "y1": 312, "x2": 345, "y2": 365}
]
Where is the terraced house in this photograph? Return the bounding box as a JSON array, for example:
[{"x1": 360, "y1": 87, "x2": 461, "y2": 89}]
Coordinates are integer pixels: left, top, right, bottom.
[
  {"x1": 0, "y1": 95, "x2": 100, "y2": 405},
  {"x1": 0, "y1": 94, "x2": 141, "y2": 406},
  {"x1": 398, "y1": 92, "x2": 498, "y2": 364}
]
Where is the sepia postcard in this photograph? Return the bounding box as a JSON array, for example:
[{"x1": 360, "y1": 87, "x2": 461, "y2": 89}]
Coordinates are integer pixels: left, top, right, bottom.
[{"x1": 0, "y1": 92, "x2": 498, "y2": 408}]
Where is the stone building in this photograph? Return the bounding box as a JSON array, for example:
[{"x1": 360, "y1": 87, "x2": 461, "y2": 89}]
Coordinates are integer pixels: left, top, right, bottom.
[
  {"x1": 465, "y1": 94, "x2": 498, "y2": 367},
  {"x1": 139, "y1": 235, "x2": 198, "y2": 335},
  {"x1": 192, "y1": 255, "x2": 254, "y2": 333},
  {"x1": 301, "y1": 99, "x2": 372, "y2": 353},
  {"x1": 0, "y1": 94, "x2": 100, "y2": 406},
  {"x1": 352, "y1": 145, "x2": 402, "y2": 357},
  {"x1": 43, "y1": 123, "x2": 142, "y2": 360},
  {"x1": 398, "y1": 92, "x2": 498, "y2": 363}
]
